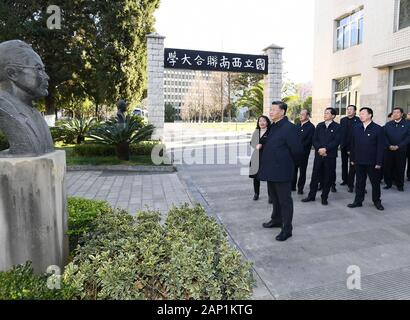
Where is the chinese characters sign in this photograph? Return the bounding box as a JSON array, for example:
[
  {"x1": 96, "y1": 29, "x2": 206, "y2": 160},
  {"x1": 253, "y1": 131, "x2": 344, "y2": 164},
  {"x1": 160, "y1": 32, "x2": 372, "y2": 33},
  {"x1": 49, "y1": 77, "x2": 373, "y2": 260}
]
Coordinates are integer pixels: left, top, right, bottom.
[{"x1": 164, "y1": 48, "x2": 268, "y2": 74}]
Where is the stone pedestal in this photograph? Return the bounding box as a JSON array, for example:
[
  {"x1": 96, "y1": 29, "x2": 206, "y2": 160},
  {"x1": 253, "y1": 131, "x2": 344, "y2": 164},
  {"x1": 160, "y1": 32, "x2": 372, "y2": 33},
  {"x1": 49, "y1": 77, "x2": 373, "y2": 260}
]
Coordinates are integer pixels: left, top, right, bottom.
[{"x1": 0, "y1": 150, "x2": 68, "y2": 274}]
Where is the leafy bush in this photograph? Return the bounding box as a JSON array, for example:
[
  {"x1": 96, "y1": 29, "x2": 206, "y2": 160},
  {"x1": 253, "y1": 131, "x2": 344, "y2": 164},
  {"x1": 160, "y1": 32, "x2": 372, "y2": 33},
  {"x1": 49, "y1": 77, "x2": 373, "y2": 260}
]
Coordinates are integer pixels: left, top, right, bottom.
[
  {"x1": 0, "y1": 263, "x2": 69, "y2": 300},
  {"x1": 60, "y1": 118, "x2": 98, "y2": 144},
  {"x1": 72, "y1": 141, "x2": 164, "y2": 158},
  {"x1": 67, "y1": 197, "x2": 113, "y2": 253},
  {"x1": 64, "y1": 204, "x2": 254, "y2": 300},
  {"x1": 1, "y1": 201, "x2": 254, "y2": 300},
  {"x1": 0, "y1": 130, "x2": 9, "y2": 151},
  {"x1": 88, "y1": 115, "x2": 154, "y2": 160},
  {"x1": 50, "y1": 126, "x2": 76, "y2": 144}
]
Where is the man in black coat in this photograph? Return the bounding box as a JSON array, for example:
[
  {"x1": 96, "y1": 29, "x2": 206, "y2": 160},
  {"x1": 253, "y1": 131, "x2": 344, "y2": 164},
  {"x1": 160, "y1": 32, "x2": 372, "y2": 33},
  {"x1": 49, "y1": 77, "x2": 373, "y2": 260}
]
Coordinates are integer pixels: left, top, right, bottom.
[
  {"x1": 302, "y1": 107, "x2": 341, "y2": 205},
  {"x1": 340, "y1": 105, "x2": 360, "y2": 192},
  {"x1": 383, "y1": 107, "x2": 410, "y2": 191},
  {"x1": 292, "y1": 109, "x2": 315, "y2": 195},
  {"x1": 406, "y1": 111, "x2": 410, "y2": 181},
  {"x1": 258, "y1": 101, "x2": 303, "y2": 242},
  {"x1": 348, "y1": 107, "x2": 385, "y2": 211}
]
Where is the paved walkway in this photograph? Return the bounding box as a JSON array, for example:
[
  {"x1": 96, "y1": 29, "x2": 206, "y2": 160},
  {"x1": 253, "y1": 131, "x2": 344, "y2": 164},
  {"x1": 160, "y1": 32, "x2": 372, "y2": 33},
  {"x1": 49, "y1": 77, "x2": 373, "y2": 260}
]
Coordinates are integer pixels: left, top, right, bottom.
[
  {"x1": 172, "y1": 141, "x2": 410, "y2": 300},
  {"x1": 67, "y1": 171, "x2": 193, "y2": 216},
  {"x1": 66, "y1": 124, "x2": 410, "y2": 300}
]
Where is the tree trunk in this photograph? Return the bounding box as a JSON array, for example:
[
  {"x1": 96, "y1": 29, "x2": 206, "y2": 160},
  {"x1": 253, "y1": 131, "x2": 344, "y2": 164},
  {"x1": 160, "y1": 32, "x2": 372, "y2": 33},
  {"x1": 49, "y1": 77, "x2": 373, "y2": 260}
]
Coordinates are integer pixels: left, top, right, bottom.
[
  {"x1": 95, "y1": 102, "x2": 99, "y2": 120},
  {"x1": 45, "y1": 94, "x2": 55, "y2": 115},
  {"x1": 116, "y1": 142, "x2": 130, "y2": 161}
]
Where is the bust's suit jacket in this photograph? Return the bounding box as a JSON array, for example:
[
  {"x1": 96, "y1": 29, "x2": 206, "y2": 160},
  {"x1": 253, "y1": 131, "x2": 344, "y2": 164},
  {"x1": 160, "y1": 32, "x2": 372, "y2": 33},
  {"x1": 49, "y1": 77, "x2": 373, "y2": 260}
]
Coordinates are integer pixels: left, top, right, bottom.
[{"x1": 0, "y1": 92, "x2": 54, "y2": 156}]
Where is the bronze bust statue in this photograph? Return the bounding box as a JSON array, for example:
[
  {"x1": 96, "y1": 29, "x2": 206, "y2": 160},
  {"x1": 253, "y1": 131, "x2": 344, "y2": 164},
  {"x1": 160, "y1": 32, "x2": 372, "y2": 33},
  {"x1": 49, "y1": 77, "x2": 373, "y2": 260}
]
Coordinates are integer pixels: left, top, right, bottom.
[
  {"x1": 116, "y1": 99, "x2": 127, "y2": 124},
  {"x1": 0, "y1": 40, "x2": 54, "y2": 157}
]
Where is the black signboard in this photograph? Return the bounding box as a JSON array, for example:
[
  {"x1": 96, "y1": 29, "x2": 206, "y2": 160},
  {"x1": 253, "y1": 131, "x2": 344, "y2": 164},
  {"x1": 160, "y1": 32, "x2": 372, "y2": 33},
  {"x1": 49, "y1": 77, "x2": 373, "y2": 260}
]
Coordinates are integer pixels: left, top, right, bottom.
[{"x1": 164, "y1": 48, "x2": 268, "y2": 74}]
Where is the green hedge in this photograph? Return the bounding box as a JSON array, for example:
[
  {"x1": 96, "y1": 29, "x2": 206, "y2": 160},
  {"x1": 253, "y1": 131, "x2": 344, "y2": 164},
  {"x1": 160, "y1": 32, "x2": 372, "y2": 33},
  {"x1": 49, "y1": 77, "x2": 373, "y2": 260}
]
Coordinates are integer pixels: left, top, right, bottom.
[
  {"x1": 0, "y1": 263, "x2": 70, "y2": 300},
  {"x1": 0, "y1": 200, "x2": 254, "y2": 300},
  {"x1": 50, "y1": 127, "x2": 76, "y2": 144},
  {"x1": 72, "y1": 141, "x2": 164, "y2": 157},
  {"x1": 67, "y1": 197, "x2": 113, "y2": 253}
]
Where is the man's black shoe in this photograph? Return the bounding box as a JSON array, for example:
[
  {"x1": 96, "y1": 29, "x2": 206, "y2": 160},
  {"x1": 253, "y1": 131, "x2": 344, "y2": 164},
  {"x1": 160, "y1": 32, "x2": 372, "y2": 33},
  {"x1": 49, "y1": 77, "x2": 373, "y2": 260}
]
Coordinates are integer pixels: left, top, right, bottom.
[
  {"x1": 276, "y1": 232, "x2": 292, "y2": 242},
  {"x1": 340, "y1": 182, "x2": 347, "y2": 186},
  {"x1": 375, "y1": 203, "x2": 385, "y2": 211},
  {"x1": 253, "y1": 194, "x2": 259, "y2": 201},
  {"x1": 302, "y1": 197, "x2": 315, "y2": 203},
  {"x1": 383, "y1": 185, "x2": 392, "y2": 190},
  {"x1": 348, "y1": 187, "x2": 354, "y2": 193},
  {"x1": 321, "y1": 198, "x2": 328, "y2": 206},
  {"x1": 262, "y1": 220, "x2": 281, "y2": 229},
  {"x1": 297, "y1": 190, "x2": 304, "y2": 195},
  {"x1": 398, "y1": 187, "x2": 404, "y2": 192},
  {"x1": 331, "y1": 186, "x2": 337, "y2": 193},
  {"x1": 348, "y1": 202, "x2": 363, "y2": 208}
]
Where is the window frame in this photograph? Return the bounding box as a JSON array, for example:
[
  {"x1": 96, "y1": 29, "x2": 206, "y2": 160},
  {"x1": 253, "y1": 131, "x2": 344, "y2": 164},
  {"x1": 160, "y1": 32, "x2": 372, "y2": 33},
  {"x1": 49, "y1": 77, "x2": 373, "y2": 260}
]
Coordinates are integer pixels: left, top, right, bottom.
[
  {"x1": 396, "y1": 0, "x2": 410, "y2": 31},
  {"x1": 335, "y1": 7, "x2": 364, "y2": 52},
  {"x1": 332, "y1": 75, "x2": 361, "y2": 116}
]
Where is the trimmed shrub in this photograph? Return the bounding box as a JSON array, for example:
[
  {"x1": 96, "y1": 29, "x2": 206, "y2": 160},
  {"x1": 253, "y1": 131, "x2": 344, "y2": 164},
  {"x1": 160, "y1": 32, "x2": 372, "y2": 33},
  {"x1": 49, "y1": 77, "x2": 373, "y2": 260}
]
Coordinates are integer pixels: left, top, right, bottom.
[
  {"x1": 67, "y1": 197, "x2": 113, "y2": 253},
  {"x1": 72, "y1": 141, "x2": 165, "y2": 158},
  {"x1": 64, "y1": 204, "x2": 254, "y2": 300},
  {"x1": 0, "y1": 262, "x2": 70, "y2": 300},
  {"x1": 50, "y1": 126, "x2": 76, "y2": 144},
  {"x1": 0, "y1": 200, "x2": 254, "y2": 300}
]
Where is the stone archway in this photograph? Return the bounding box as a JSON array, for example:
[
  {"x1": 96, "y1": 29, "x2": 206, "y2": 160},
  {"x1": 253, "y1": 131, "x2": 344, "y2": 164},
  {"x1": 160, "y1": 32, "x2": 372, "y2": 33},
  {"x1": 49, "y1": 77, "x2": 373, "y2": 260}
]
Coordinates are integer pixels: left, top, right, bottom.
[{"x1": 146, "y1": 33, "x2": 283, "y2": 140}]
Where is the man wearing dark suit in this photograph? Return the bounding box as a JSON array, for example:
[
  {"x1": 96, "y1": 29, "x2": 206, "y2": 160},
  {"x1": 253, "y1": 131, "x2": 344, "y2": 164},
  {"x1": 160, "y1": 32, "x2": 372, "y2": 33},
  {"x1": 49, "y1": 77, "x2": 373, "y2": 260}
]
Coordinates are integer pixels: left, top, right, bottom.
[
  {"x1": 383, "y1": 107, "x2": 410, "y2": 192},
  {"x1": 348, "y1": 107, "x2": 385, "y2": 211},
  {"x1": 302, "y1": 107, "x2": 341, "y2": 205},
  {"x1": 292, "y1": 109, "x2": 315, "y2": 195},
  {"x1": 406, "y1": 111, "x2": 410, "y2": 181},
  {"x1": 258, "y1": 101, "x2": 303, "y2": 242},
  {"x1": 340, "y1": 105, "x2": 360, "y2": 192}
]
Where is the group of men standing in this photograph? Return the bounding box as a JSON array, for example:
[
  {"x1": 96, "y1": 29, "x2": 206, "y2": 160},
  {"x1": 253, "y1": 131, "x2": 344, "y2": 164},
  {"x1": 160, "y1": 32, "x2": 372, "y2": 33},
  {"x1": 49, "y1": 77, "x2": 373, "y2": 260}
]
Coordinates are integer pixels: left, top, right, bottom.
[{"x1": 256, "y1": 101, "x2": 410, "y2": 242}]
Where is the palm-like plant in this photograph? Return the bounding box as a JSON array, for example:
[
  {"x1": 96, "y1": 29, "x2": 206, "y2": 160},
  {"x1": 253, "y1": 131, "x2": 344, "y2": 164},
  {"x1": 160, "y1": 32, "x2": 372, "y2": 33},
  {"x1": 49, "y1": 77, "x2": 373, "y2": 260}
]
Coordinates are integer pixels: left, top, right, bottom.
[
  {"x1": 88, "y1": 115, "x2": 154, "y2": 160},
  {"x1": 60, "y1": 117, "x2": 98, "y2": 144},
  {"x1": 237, "y1": 82, "x2": 264, "y2": 117}
]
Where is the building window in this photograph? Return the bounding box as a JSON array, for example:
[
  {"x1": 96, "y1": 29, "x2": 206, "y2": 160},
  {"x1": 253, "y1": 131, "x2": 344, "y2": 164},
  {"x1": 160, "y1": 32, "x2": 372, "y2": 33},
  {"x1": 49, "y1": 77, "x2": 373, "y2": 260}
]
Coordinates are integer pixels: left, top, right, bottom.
[
  {"x1": 392, "y1": 67, "x2": 410, "y2": 114},
  {"x1": 336, "y1": 9, "x2": 364, "y2": 51},
  {"x1": 399, "y1": 0, "x2": 410, "y2": 30},
  {"x1": 333, "y1": 75, "x2": 361, "y2": 116}
]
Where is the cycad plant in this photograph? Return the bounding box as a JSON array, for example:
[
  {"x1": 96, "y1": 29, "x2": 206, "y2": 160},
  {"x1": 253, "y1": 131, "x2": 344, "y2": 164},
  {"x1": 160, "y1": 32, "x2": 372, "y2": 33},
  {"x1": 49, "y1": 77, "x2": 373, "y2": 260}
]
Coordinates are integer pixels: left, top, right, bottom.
[
  {"x1": 237, "y1": 82, "x2": 264, "y2": 117},
  {"x1": 88, "y1": 115, "x2": 154, "y2": 161},
  {"x1": 60, "y1": 118, "x2": 98, "y2": 144}
]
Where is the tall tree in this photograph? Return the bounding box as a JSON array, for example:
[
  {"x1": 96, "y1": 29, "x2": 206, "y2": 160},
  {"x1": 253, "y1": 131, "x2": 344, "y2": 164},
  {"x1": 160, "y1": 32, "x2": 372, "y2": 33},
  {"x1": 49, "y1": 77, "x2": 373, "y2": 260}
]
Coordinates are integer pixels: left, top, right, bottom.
[{"x1": 0, "y1": 0, "x2": 160, "y2": 117}]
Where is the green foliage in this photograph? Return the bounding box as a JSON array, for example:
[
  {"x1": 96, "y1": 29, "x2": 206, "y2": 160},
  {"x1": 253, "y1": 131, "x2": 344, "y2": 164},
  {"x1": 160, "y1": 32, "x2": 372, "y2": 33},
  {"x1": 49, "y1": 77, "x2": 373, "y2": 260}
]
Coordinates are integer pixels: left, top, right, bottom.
[
  {"x1": 0, "y1": 201, "x2": 254, "y2": 300},
  {"x1": 0, "y1": 262, "x2": 71, "y2": 300},
  {"x1": 63, "y1": 203, "x2": 254, "y2": 300},
  {"x1": 0, "y1": 130, "x2": 9, "y2": 151},
  {"x1": 0, "y1": 0, "x2": 160, "y2": 116},
  {"x1": 237, "y1": 82, "x2": 264, "y2": 117},
  {"x1": 165, "y1": 103, "x2": 177, "y2": 123},
  {"x1": 67, "y1": 197, "x2": 113, "y2": 253},
  {"x1": 60, "y1": 118, "x2": 98, "y2": 144},
  {"x1": 71, "y1": 141, "x2": 162, "y2": 157},
  {"x1": 88, "y1": 116, "x2": 154, "y2": 146}
]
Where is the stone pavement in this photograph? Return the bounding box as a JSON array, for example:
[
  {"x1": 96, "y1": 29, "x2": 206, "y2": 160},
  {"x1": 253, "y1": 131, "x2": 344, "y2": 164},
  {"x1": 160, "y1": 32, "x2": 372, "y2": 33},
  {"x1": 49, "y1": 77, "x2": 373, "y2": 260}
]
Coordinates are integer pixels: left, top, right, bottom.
[
  {"x1": 173, "y1": 142, "x2": 410, "y2": 300},
  {"x1": 67, "y1": 171, "x2": 193, "y2": 216}
]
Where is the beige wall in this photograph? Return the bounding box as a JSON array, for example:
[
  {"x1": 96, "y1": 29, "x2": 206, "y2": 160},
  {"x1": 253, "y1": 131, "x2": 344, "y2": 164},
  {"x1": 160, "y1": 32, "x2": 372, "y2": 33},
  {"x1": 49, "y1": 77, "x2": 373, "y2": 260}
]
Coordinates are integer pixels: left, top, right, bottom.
[{"x1": 313, "y1": 0, "x2": 410, "y2": 126}]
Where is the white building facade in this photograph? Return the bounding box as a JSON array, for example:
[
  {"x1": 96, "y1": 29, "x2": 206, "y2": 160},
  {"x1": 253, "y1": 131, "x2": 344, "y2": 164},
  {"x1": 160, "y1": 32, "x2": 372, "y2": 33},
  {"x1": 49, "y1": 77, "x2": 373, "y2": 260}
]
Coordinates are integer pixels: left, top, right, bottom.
[{"x1": 313, "y1": 0, "x2": 410, "y2": 124}]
